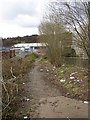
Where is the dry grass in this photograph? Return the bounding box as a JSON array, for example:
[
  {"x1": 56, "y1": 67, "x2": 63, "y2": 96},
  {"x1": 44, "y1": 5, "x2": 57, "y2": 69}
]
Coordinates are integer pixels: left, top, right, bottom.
[
  {"x1": 39, "y1": 57, "x2": 89, "y2": 101},
  {"x1": 2, "y1": 53, "x2": 38, "y2": 119}
]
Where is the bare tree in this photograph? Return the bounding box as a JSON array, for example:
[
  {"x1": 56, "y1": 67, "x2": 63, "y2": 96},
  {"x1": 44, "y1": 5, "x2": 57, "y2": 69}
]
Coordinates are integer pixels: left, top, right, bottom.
[
  {"x1": 39, "y1": 20, "x2": 66, "y2": 66},
  {"x1": 65, "y1": 2, "x2": 89, "y2": 58},
  {"x1": 48, "y1": 1, "x2": 89, "y2": 58},
  {"x1": 88, "y1": 2, "x2": 90, "y2": 58}
]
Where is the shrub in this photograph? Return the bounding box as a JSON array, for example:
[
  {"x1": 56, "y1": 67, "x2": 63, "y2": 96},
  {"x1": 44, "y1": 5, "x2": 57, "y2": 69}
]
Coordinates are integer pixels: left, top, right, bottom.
[
  {"x1": 2, "y1": 53, "x2": 38, "y2": 118},
  {"x1": 62, "y1": 47, "x2": 76, "y2": 57}
]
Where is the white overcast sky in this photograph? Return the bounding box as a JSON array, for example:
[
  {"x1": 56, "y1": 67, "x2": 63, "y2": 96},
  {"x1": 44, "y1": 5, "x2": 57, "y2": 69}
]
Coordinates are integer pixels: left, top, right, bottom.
[
  {"x1": 0, "y1": 0, "x2": 52, "y2": 38},
  {"x1": 0, "y1": 0, "x2": 86, "y2": 38}
]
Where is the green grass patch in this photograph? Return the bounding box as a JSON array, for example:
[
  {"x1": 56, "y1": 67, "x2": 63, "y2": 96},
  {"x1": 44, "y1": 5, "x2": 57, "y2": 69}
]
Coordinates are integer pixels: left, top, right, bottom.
[
  {"x1": 39, "y1": 57, "x2": 50, "y2": 65},
  {"x1": 64, "y1": 83, "x2": 73, "y2": 89}
]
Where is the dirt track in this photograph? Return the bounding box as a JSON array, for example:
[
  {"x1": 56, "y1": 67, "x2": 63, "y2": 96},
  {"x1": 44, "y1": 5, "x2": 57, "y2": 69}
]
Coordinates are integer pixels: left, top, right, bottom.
[{"x1": 16, "y1": 60, "x2": 88, "y2": 118}]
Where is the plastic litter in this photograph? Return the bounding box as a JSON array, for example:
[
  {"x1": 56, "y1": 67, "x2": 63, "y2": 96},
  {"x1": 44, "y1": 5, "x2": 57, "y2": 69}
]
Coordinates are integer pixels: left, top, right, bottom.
[
  {"x1": 60, "y1": 79, "x2": 66, "y2": 82},
  {"x1": 70, "y1": 72, "x2": 77, "y2": 76},
  {"x1": 70, "y1": 76, "x2": 75, "y2": 80},
  {"x1": 70, "y1": 73, "x2": 75, "y2": 76},
  {"x1": 23, "y1": 97, "x2": 30, "y2": 101},
  {"x1": 24, "y1": 116, "x2": 28, "y2": 119},
  {"x1": 40, "y1": 69, "x2": 43, "y2": 72},
  {"x1": 26, "y1": 98, "x2": 30, "y2": 101},
  {"x1": 84, "y1": 101, "x2": 88, "y2": 104},
  {"x1": 53, "y1": 66, "x2": 56, "y2": 69},
  {"x1": 77, "y1": 80, "x2": 80, "y2": 82},
  {"x1": 47, "y1": 69, "x2": 49, "y2": 72},
  {"x1": 53, "y1": 66, "x2": 56, "y2": 71},
  {"x1": 62, "y1": 64, "x2": 65, "y2": 67}
]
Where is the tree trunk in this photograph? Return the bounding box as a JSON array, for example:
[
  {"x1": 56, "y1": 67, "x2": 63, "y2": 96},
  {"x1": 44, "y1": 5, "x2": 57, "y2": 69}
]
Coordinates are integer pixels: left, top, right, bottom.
[{"x1": 88, "y1": 2, "x2": 90, "y2": 66}]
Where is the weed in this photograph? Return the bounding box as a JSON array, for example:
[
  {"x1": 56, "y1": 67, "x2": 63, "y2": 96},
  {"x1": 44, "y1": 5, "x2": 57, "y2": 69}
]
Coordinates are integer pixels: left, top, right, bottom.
[
  {"x1": 88, "y1": 80, "x2": 90, "y2": 88},
  {"x1": 2, "y1": 53, "x2": 37, "y2": 118},
  {"x1": 64, "y1": 83, "x2": 73, "y2": 89},
  {"x1": 70, "y1": 88, "x2": 80, "y2": 97},
  {"x1": 39, "y1": 57, "x2": 50, "y2": 65}
]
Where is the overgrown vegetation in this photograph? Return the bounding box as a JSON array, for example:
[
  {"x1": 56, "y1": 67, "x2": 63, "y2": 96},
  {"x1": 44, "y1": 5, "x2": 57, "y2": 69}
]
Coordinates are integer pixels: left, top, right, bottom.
[
  {"x1": 38, "y1": 0, "x2": 90, "y2": 68},
  {"x1": 46, "y1": 1, "x2": 89, "y2": 58},
  {"x1": 39, "y1": 57, "x2": 89, "y2": 101},
  {"x1": 39, "y1": 22, "x2": 72, "y2": 67},
  {"x1": 56, "y1": 65, "x2": 88, "y2": 100},
  {"x1": 62, "y1": 47, "x2": 76, "y2": 57},
  {"x1": 2, "y1": 53, "x2": 38, "y2": 119}
]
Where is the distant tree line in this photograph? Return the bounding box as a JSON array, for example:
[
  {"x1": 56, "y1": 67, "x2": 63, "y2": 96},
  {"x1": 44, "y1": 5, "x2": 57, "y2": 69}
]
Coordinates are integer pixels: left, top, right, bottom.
[{"x1": 2, "y1": 35, "x2": 39, "y2": 47}]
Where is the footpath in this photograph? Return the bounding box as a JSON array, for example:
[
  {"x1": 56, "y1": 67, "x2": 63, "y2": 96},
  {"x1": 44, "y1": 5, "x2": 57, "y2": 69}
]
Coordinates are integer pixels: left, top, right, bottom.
[{"x1": 16, "y1": 60, "x2": 88, "y2": 118}]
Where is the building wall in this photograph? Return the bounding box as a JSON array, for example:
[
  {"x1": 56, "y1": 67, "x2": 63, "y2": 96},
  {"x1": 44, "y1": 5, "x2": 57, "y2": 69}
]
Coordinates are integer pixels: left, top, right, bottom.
[{"x1": 0, "y1": 49, "x2": 16, "y2": 59}]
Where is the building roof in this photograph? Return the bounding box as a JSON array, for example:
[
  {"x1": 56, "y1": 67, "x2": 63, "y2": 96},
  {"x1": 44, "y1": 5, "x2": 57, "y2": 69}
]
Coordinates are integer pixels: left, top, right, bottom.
[{"x1": 13, "y1": 43, "x2": 46, "y2": 48}]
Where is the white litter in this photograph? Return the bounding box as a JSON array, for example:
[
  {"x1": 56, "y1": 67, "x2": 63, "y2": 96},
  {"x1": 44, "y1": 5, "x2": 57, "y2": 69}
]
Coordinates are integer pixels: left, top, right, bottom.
[
  {"x1": 84, "y1": 101, "x2": 88, "y2": 104},
  {"x1": 77, "y1": 80, "x2": 80, "y2": 82},
  {"x1": 60, "y1": 79, "x2": 66, "y2": 82},
  {"x1": 23, "y1": 97, "x2": 30, "y2": 101},
  {"x1": 70, "y1": 72, "x2": 77, "y2": 76},
  {"x1": 62, "y1": 64, "x2": 65, "y2": 67},
  {"x1": 24, "y1": 116, "x2": 28, "y2": 119},
  {"x1": 40, "y1": 69, "x2": 43, "y2": 72},
  {"x1": 53, "y1": 66, "x2": 56, "y2": 69},
  {"x1": 70, "y1": 76, "x2": 75, "y2": 80},
  {"x1": 47, "y1": 69, "x2": 49, "y2": 72},
  {"x1": 70, "y1": 73, "x2": 75, "y2": 76},
  {"x1": 23, "y1": 83, "x2": 25, "y2": 85},
  {"x1": 26, "y1": 98, "x2": 30, "y2": 101}
]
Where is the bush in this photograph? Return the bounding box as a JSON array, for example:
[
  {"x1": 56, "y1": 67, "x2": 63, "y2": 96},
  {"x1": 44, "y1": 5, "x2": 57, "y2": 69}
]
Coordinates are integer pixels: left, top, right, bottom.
[
  {"x1": 2, "y1": 53, "x2": 38, "y2": 79},
  {"x1": 46, "y1": 41, "x2": 62, "y2": 67},
  {"x1": 2, "y1": 53, "x2": 38, "y2": 118},
  {"x1": 62, "y1": 47, "x2": 76, "y2": 57}
]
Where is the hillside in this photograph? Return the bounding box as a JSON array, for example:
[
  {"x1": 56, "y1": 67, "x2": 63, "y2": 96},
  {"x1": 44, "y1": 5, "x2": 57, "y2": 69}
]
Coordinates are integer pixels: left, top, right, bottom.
[{"x1": 2, "y1": 35, "x2": 39, "y2": 47}]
